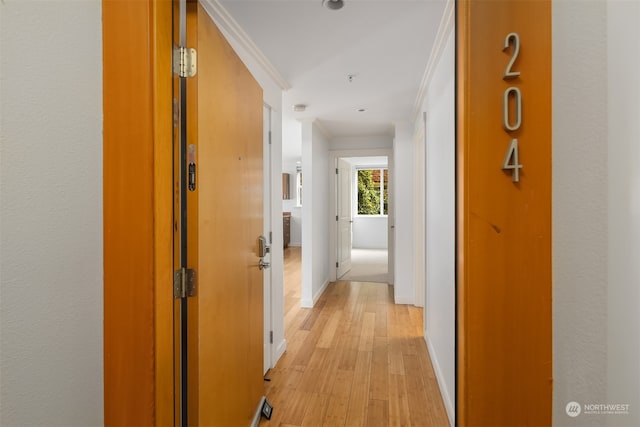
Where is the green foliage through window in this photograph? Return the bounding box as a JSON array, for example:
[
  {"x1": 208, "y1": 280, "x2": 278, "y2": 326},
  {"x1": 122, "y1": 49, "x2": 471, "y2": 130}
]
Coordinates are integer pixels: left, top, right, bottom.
[{"x1": 357, "y1": 168, "x2": 388, "y2": 215}]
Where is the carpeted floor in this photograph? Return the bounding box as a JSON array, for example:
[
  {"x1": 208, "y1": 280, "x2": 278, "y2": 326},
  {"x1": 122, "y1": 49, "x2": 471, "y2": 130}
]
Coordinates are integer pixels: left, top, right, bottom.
[{"x1": 338, "y1": 248, "x2": 389, "y2": 283}]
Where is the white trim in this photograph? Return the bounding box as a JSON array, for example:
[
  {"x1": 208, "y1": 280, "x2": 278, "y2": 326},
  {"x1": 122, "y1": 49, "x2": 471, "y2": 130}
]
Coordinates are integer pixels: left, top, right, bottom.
[
  {"x1": 393, "y1": 294, "x2": 414, "y2": 305},
  {"x1": 251, "y1": 396, "x2": 267, "y2": 427},
  {"x1": 200, "y1": 0, "x2": 291, "y2": 91},
  {"x1": 274, "y1": 338, "x2": 287, "y2": 364},
  {"x1": 354, "y1": 166, "x2": 389, "y2": 216},
  {"x1": 425, "y1": 333, "x2": 454, "y2": 426},
  {"x1": 413, "y1": 112, "x2": 426, "y2": 147},
  {"x1": 313, "y1": 119, "x2": 333, "y2": 139},
  {"x1": 301, "y1": 278, "x2": 330, "y2": 308},
  {"x1": 412, "y1": 0, "x2": 455, "y2": 124}
]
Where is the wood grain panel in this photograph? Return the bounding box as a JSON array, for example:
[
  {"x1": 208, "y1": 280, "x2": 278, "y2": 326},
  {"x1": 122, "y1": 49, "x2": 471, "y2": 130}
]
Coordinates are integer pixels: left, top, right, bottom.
[
  {"x1": 457, "y1": 0, "x2": 552, "y2": 425},
  {"x1": 152, "y1": 1, "x2": 175, "y2": 426},
  {"x1": 190, "y1": 3, "x2": 264, "y2": 425},
  {"x1": 103, "y1": 0, "x2": 165, "y2": 424}
]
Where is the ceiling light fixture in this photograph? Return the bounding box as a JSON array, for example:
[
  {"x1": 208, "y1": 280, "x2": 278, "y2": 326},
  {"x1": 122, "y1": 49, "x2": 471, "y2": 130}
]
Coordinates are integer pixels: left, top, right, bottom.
[
  {"x1": 293, "y1": 104, "x2": 307, "y2": 112},
  {"x1": 322, "y1": 0, "x2": 344, "y2": 10},
  {"x1": 357, "y1": 108, "x2": 367, "y2": 113}
]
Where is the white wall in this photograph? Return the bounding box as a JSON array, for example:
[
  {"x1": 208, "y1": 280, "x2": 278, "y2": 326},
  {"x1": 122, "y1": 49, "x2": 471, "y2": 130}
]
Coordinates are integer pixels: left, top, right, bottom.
[
  {"x1": 331, "y1": 135, "x2": 393, "y2": 151},
  {"x1": 0, "y1": 1, "x2": 104, "y2": 425},
  {"x1": 392, "y1": 124, "x2": 415, "y2": 304},
  {"x1": 282, "y1": 163, "x2": 302, "y2": 246},
  {"x1": 282, "y1": 114, "x2": 302, "y2": 246},
  {"x1": 352, "y1": 217, "x2": 388, "y2": 249},
  {"x1": 554, "y1": 2, "x2": 640, "y2": 425},
  {"x1": 553, "y1": 1, "x2": 609, "y2": 425},
  {"x1": 420, "y1": 22, "x2": 455, "y2": 425},
  {"x1": 607, "y1": 1, "x2": 640, "y2": 426},
  {"x1": 301, "y1": 122, "x2": 331, "y2": 307}
]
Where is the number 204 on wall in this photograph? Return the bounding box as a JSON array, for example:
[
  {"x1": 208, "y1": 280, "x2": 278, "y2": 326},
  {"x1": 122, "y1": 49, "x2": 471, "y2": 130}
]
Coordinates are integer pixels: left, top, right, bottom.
[{"x1": 502, "y1": 32, "x2": 523, "y2": 183}]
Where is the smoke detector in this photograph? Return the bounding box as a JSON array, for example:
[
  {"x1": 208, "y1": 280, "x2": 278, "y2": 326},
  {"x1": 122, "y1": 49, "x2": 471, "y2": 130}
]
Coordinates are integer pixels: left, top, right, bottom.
[{"x1": 322, "y1": 0, "x2": 344, "y2": 10}]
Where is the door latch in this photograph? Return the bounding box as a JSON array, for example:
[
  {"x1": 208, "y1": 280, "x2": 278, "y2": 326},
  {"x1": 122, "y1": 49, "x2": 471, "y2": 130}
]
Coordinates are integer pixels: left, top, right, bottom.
[{"x1": 259, "y1": 259, "x2": 271, "y2": 270}]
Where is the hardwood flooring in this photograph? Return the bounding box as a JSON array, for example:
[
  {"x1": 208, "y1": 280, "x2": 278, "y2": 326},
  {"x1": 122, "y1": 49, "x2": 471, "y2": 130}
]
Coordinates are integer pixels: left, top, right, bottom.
[{"x1": 260, "y1": 246, "x2": 449, "y2": 427}]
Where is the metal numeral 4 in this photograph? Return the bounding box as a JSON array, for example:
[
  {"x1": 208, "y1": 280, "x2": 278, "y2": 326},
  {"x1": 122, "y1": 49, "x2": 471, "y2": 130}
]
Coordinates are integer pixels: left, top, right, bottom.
[{"x1": 502, "y1": 138, "x2": 523, "y2": 183}]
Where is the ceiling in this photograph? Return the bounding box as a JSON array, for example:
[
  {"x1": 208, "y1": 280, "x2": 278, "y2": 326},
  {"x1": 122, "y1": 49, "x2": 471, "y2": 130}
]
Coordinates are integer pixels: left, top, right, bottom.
[{"x1": 218, "y1": 0, "x2": 446, "y2": 138}]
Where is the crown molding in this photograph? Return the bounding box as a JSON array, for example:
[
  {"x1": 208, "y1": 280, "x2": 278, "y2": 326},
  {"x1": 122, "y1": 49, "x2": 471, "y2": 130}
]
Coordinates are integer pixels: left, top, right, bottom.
[
  {"x1": 412, "y1": 0, "x2": 454, "y2": 124},
  {"x1": 413, "y1": 111, "x2": 427, "y2": 144},
  {"x1": 313, "y1": 119, "x2": 333, "y2": 139},
  {"x1": 201, "y1": 0, "x2": 292, "y2": 91},
  {"x1": 300, "y1": 118, "x2": 333, "y2": 139}
]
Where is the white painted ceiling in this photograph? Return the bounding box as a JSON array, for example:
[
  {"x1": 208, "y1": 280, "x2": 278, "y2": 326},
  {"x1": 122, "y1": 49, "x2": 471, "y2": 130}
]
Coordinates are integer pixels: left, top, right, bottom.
[
  {"x1": 345, "y1": 156, "x2": 388, "y2": 167},
  {"x1": 218, "y1": 0, "x2": 446, "y2": 138}
]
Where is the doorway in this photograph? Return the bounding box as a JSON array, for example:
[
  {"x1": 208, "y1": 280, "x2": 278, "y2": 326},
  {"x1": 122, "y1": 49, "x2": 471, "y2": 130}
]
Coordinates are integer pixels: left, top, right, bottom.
[
  {"x1": 336, "y1": 156, "x2": 390, "y2": 284},
  {"x1": 329, "y1": 149, "x2": 394, "y2": 287}
]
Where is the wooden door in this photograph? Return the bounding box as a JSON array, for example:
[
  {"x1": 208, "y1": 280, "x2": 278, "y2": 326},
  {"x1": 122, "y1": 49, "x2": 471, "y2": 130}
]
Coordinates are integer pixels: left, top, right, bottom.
[
  {"x1": 457, "y1": 0, "x2": 552, "y2": 425},
  {"x1": 183, "y1": 3, "x2": 264, "y2": 425},
  {"x1": 337, "y1": 158, "x2": 353, "y2": 278}
]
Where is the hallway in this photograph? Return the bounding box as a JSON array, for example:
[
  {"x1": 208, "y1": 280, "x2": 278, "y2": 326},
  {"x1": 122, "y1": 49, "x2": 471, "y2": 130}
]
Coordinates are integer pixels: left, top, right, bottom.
[
  {"x1": 339, "y1": 249, "x2": 389, "y2": 284},
  {"x1": 261, "y1": 247, "x2": 448, "y2": 426}
]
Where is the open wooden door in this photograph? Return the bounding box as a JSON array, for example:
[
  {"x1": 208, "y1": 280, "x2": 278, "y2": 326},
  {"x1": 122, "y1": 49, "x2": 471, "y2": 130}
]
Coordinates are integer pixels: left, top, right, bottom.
[{"x1": 174, "y1": 3, "x2": 265, "y2": 425}]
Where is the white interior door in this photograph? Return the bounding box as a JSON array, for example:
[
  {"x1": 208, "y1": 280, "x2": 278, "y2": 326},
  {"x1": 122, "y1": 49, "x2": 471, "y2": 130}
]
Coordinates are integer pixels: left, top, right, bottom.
[
  {"x1": 336, "y1": 158, "x2": 352, "y2": 278},
  {"x1": 262, "y1": 105, "x2": 272, "y2": 374}
]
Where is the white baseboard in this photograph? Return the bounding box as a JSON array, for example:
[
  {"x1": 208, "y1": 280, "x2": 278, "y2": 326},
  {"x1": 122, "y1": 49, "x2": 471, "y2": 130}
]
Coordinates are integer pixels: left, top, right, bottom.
[
  {"x1": 274, "y1": 338, "x2": 286, "y2": 366},
  {"x1": 394, "y1": 294, "x2": 414, "y2": 305},
  {"x1": 251, "y1": 396, "x2": 266, "y2": 427},
  {"x1": 425, "y1": 333, "x2": 455, "y2": 427},
  {"x1": 313, "y1": 279, "x2": 330, "y2": 304},
  {"x1": 300, "y1": 279, "x2": 330, "y2": 308}
]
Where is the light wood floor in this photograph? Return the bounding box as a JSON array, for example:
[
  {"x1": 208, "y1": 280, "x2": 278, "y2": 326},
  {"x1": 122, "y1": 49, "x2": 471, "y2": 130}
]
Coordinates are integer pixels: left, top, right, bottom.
[{"x1": 260, "y1": 247, "x2": 449, "y2": 427}]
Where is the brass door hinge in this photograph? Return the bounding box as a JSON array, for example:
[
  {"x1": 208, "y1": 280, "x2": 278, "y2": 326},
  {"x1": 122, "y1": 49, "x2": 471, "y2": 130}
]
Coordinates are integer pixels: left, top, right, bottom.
[
  {"x1": 174, "y1": 268, "x2": 197, "y2": 298},
  {"x1": 173, "y1": 46, "x2": 197, "y2": 78}
]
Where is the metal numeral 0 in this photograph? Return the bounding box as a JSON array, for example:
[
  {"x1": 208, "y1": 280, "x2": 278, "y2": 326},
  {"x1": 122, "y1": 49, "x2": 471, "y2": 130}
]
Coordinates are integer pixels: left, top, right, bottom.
[{"x1": 503, "y1": 87, "x2": 522, "y2": 132}]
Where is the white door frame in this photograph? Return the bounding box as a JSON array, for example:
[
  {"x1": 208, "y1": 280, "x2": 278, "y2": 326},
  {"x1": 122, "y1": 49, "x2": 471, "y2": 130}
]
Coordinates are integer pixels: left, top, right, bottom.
[
  {"x1": 336, "y1": 158, "x2": 353, "y2": 278},
  {"x1": 329, "y1": 148, "x2": 394, "y2": 283},
  {"x1": 262, "y1": 104, "x2": 273, "y2": 374}
]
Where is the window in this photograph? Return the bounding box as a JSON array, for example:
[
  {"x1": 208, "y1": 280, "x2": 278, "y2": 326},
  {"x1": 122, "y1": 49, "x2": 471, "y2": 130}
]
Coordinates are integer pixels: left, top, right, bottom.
[{"x1": 357, "y1": 168, "x2": 388, "y2": 215}]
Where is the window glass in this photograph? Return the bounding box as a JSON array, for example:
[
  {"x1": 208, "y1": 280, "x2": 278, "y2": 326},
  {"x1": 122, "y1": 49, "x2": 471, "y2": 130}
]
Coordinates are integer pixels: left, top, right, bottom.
[{"x1": 357, "y1": 168, "x2": 387, "y2": 215}]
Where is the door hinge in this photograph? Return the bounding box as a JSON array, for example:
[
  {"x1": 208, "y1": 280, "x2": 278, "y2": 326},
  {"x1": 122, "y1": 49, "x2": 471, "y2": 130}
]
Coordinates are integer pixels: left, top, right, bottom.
[
  {"x1": 269, "y1": 231, "x2": 273, "y2": 244},
  {"x1": 268, "y1": 130, "x2": 272, "y2": 145},
  {"x1": 336, "y1": 215, "x2": 339, "y2": 221},
  {"x1": 336, "y1": 262, "x2": 339, "y2": 268},
  {"x1": 174, "y1": 268, "x2": 197, "y2": 298},
  {"x1": 173, "y1": 46, "x2": 197, "y2": 78},
  {"x1": 336, "y1": 168, "x2": 339, "y2": 174},
  {"x1": 269, "y1": 331, "x2": 273, "y2": 344}
]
